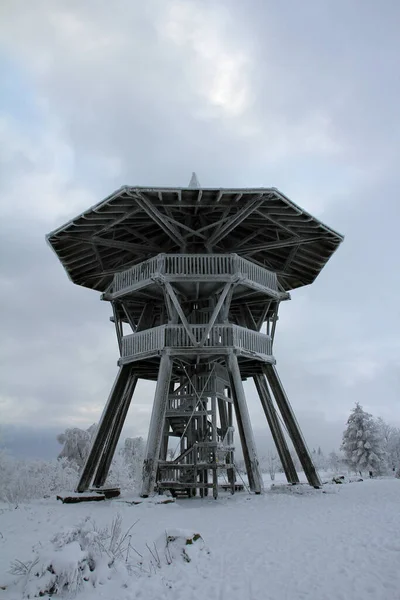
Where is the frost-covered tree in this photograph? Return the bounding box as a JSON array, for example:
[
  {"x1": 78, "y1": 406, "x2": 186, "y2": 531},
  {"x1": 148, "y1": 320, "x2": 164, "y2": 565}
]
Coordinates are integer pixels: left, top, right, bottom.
[
  {"x1": 312, "y1": 447, "x2": 327, "y2": 472},
  {"x1": 387, "y1": 429, "x2": 400, "y2": 472},
  {"x1": 120, "y1": 436, "x2": 145, "y2": 482},
  {"x1": 327, "y1": 450, "x2": 342, "y2": 474},
  {"x1": 57, "y1": 424, "x2": 97, "y2": 468},
  {"x1": 289, "y1": 449, "x2": 301, "y2": 471},
  {"x1": 341, "y1": 403, "x2": 385, "y2": 475},
  {"x1": 0, "y1": 454, "x2": 79, "y2": 503},
  {"x1": 376, "y1": 418, "x2": 400, "y2": 472},
  {"x1": 260, "y1": 450, "x2": 281, "y2": 481}
]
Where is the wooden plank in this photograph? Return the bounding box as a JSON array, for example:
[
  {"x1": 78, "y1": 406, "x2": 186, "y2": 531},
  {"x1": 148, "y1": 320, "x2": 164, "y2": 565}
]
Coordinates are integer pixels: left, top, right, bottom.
[{"x1": 57, "y1": 493, "x2": 105, "y2": 504}]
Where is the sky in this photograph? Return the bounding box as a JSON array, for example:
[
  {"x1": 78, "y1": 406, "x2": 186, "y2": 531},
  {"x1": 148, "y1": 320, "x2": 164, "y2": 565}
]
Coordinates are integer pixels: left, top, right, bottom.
[{"x1": 1, "y1": 0, "x2": 399, "y2": 459}]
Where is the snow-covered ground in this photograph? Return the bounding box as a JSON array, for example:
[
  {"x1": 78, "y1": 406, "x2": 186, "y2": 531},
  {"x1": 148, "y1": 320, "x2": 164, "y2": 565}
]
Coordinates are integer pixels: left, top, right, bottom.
[{"x1": 1, "y1": 476, "x2": 399, "y2": 600}]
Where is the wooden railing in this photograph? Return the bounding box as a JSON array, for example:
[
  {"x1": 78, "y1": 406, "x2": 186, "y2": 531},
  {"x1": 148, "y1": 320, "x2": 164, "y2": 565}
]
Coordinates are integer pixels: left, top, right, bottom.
[
  {"x1": 165, "y1": 324, "x2": 234, "y2": 347},
  {"x1": 233, "y1": 326, "x2": 272, "y2": 356},
  {"x1": 236, "y1": 256, "x2": 277, "y2": 291},
  {"x1": 112, "y1": 253, "x2": 278, "y2": 296},
  {"x1": 114, "y1": 255, "x2": 159, "y2": 294},
  {"x1": 121, "y1": 324, "x2": 272, "y2": 360},
  {"x1": 121, "y1": 325, "x2": 166, "y2": 358},
  {"x1": 164, "y1": 254, "x2": 234, "y2": 277},
  {"x1": 168, "y1": 396, "x2": 197, "y2": 411}
]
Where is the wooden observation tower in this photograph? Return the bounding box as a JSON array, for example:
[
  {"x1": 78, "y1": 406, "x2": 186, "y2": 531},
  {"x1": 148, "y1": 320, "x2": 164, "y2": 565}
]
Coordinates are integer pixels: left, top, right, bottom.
[{"x1": 47, "y1": 176, "x2": 343, "y2": 498}]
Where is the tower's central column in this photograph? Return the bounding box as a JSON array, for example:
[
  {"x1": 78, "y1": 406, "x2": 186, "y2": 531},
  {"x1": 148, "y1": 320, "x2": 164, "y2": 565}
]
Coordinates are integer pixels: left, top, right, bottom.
[{"x1": 152, "y1": 363, "x2": 235, "y2": 499}]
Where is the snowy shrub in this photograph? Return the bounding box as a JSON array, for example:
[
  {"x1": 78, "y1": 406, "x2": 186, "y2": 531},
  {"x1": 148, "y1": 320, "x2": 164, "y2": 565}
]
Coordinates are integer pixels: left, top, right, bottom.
[
  {"x1": 260, "y1": 450, "x2": 281, "y2": 480},
  {"x1": 0, "y1": 432, "x2": 145, "y2": 503},
  {"x1": 105, "y1": 452, "x2": 134, "y2": 491},
  {"x1": 121, "y1": 437, "x2": 144, "y2": 473},
  {"x1": 9, "y1": 517, "x2": 208, "y2": 598},
  {"x1": 377, "y1": 418, "x2": 400, "y2": 473},
  {"x1": 0, "y1": 454, "x2": 79, "y2": 504},
  {"x1": 12, "y1": 515, "x2": 136, "y2": 597},
  {"x1": 163, "y1": 530, "x2": 206, "y2": 564}
]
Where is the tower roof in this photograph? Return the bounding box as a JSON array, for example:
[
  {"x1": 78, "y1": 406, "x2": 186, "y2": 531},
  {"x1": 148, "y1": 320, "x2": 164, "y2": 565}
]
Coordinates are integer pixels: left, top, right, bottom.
[{"x1": 47, "y1": 185, "x2": 343, "y2": 292}]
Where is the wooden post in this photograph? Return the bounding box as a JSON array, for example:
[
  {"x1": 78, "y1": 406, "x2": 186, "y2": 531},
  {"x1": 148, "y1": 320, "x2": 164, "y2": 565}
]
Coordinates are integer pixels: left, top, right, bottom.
[
  {"x1": 263, "y1": 364, "x2": 321, "y2": 488},
  {"x1": 92, "y1": 374, "x2": 138, "y2": 488},
  {"x1": 218, "y1": 398, "x2": 228, "y2": 437},
  {"x1": 226, "y1": 400, "x2": 236, "y2": 490},
  {"x1": 76, "y1": 365, "x2": 132, "y2": 492},
  {"x1": 160, "y1": 421, "x2": 169, "y2": 461},
  {"x1": 227, "y1": 353, "x2": 263, "y2": 494},
  {"x1": 211, "y1": 395, "x2": 218, "y2": 499},
  {"x1": 253, "y1": 373, "x2": 299, "y2": 484},
  {"x1": 141, "y1": 353, "x2": 173, "y2": 497}
]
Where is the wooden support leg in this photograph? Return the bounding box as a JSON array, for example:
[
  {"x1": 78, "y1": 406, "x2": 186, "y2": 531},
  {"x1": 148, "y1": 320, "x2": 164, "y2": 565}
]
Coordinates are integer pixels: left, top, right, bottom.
[
  {"x1": 263, "y1": 364, "x2": 321, "y2": 488},
  {"x1": 92, "y1": 374, "x2": 138, "y2": 488},
  {"x1": 76, "y1": 365, "x2": 133, "y2": 492},
  {"x1": 204, "y1": 469, "x2": 209, "y2": 496},
  {"x1": 141, "y1": 354, "x2": 173, "y2": 497},
  {"x1": 199, "y1": 469, "x2": 204, "y2": 498},
  {"x1": 253, "y1": 374, "x2": 299, "y2": 484},
  {"x1": 160, "y1": 421, "x2": 169, "y2": 461},
  {"x1": 227, "y1": 353, "x2": 263, "y2": 494},
  {"x1": 218, "y1": 398, "x2": 228, "y2": 437},
  {"x1": 226, "y1": 401, "x2": 236, "y2": 490},
  {"x1": 211, "y1": 395, "x2": 218, "y2": 499}
]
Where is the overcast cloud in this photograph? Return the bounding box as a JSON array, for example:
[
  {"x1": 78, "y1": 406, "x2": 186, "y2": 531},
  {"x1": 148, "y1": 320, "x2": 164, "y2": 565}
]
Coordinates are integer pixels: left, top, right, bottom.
[{"x1": 1, "y1": 0, "x2": 399, "y2": 458}]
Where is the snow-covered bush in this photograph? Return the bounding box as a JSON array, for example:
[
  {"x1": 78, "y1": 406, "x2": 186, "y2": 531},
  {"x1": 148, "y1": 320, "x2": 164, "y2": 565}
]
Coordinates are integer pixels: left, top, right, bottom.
[
  {"x1": 377, "y1": 418, "x2": 400, "y2": 473},
  {"x1": 0, "y1": 432, "x2": 146, "y2": 503},
  {"x1": 312, "y1": 447, "x2": 328, "y2": 471},
  {"x1": 104, "y1": 452, "x2": 133, "y2": 491},
  {"x1": 327, "y1": 450, "x2": 344, "y2": 474},
  {"x1": 260, "y1": 450, "x2": 281, "y2": 481},
  {"x1": 9, "y1": 517, "x2": 208, "y2": 598},
  {"x1": 119, "y1": 436, "x2": 145, "y2": 484},
  {"x1": 11, "y1": 515, "x2": 134, "y2": 597},
  {"x1": 0, "y1": 453, "x2": 79, "y2": 504}
]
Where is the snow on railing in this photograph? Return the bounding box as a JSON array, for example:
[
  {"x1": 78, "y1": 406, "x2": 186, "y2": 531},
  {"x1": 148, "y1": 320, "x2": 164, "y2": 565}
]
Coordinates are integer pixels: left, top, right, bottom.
[
  {"x1": 236, "y1": 256, "x2": 277, "y2": 292},
  {"x1": 121, "y1": 325, "x2": 166, "y2": 357},
  {"x1": 112, "y1": 253, "x2": 278, "y2": 295},
  {"x1": 121, "y1": 324, "x2": 272, "y2": 360},
  {"x1": 165, "y1": 324, "x2": 234, "y2": 348},
  {"x1": 233, "y1": 326, "x2": 272, "y2": 356},
  {"x1": 114, "y1": 255, "x2": 159, "y2": 293},
  {"x1": 164, "y1": 254, "x2": 233, "y2": 277},
  {"x1": 168, "y1": 396, "x2": 196, "y2": 411}
]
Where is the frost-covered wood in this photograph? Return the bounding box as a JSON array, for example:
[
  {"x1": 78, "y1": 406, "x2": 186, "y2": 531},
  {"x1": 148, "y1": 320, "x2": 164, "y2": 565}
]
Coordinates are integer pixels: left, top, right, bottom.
[
  {"x1": 47, "y1": 182, "x2": 343, "y2": 498},
  {"x1": 57, "y1": 493, "x2": 105, "y2": 504}
]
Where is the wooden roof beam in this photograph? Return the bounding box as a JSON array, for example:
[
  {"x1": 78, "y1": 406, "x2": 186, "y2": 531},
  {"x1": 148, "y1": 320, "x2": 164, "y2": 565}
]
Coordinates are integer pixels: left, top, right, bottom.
[
  {"x1": 61, "y1": 234, "x2": 163, "y2": 255},
  {"x1": 255, "y1": 209, "x2": 297, "y2": 236},
  {"x1": 131, "y1": 191, "x2": 187, "y2": 248},
  {"x1": 208, "y1": 195, "x2": 265, "y2": 247},
  {"x1": 244, "y1": 236, "x2": 324, "y2": 256}
]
